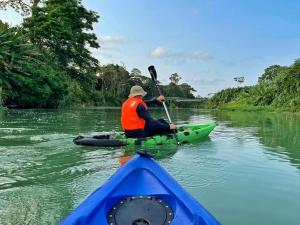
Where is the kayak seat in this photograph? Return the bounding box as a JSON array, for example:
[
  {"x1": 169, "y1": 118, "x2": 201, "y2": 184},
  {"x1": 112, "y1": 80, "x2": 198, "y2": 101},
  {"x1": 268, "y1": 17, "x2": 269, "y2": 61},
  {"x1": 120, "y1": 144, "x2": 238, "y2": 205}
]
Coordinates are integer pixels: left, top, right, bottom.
[
  {"x1": 73, "y1": 135, "x2": 84, "y2": 140},
  {"x1": 73, "y1": 137, "x2": 126, "y2": 147},
  {"x1": 92, "y1": 134, "x2": 111, "y2": 139}
]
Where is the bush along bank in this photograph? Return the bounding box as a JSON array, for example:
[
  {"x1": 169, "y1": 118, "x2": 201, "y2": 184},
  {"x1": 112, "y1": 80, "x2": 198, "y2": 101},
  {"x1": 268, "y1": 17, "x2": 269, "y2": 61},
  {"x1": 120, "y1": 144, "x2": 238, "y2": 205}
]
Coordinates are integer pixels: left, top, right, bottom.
[{"x1": 205, "y1": 60, "x2": 300, "y2": 113}]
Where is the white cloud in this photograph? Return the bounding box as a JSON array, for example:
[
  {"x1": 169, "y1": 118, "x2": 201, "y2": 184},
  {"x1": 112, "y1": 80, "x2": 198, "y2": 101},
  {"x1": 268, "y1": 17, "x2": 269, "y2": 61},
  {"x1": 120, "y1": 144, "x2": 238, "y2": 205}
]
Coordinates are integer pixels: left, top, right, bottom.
[
  {"x1": 150, "y1": 47, "x2": 210, "y2": 63},
  {"x1": 101, "y1": 35, "x2": 125, "y2": 44},
  {"x1": 190, "y1": 51, "x2": 210, "y2": 60},
  {"x1": 151, "y1": 47, "x2": 168, "y2": 58},
  {"x1": 187, "y1": 78, "x2": 224, "y2": 86},
  {"x1": 95, "y1": 35, "x2": 126, "y2": 62}
]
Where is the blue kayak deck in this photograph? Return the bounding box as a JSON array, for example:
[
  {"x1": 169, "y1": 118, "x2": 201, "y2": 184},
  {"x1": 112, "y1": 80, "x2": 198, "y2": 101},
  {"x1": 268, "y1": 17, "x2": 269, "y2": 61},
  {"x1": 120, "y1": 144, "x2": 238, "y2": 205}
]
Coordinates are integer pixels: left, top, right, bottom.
[{"x1": 60, "y1": 152, "x2": 221, "y2": 225}]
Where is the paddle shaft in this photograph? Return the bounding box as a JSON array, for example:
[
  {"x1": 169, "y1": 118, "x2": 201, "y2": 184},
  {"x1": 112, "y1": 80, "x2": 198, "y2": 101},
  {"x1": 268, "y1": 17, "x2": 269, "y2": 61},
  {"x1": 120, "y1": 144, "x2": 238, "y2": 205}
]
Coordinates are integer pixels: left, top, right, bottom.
[
  {"x1": 154, "y1": 84, "x2": 173, "y2": 123},
  {"x1": 148, "y1": 66, "x2": 180, "y2": 145}
]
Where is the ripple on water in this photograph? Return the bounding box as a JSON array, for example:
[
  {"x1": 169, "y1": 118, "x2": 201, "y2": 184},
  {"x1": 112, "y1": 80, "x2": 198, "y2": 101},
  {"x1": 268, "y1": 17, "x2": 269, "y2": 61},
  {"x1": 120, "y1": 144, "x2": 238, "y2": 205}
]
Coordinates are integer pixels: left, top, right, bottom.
[
  {"x1": 60, "y1": 149, "x2": 121, "y2": 177},
  {"x1": 0, "y1": 177, "x2": 18, "y2": 190},
  {"x1": 0, "y1": 127, "x2": 34, "y2": 134},
  {"x1": 162, "y1": 145, "x2": 228, "y2": 189},
  {"x1": 1, "y1": 109, "x2": 300, "y2": 225}
]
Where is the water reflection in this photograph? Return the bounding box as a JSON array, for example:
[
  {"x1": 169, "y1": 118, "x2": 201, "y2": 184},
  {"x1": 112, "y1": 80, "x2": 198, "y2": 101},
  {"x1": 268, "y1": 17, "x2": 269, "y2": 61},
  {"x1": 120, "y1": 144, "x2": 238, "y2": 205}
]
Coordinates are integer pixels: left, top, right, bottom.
[
  {"x1": 119, "y1": 145, "x2": 179, "y2": 165},
  {"x1": 2, "y1": 108, "x2": 300, "y2": 225},
  {"x1": 211, "y1": 110, "x2": 300, "y2": 169}
]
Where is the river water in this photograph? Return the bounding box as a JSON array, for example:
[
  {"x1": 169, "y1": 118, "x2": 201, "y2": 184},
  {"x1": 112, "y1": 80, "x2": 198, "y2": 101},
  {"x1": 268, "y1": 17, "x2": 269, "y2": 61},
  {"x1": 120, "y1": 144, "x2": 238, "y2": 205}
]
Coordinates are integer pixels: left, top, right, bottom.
[{"x1": 0, "y1": 108, "x2": 299, "y2": 225}]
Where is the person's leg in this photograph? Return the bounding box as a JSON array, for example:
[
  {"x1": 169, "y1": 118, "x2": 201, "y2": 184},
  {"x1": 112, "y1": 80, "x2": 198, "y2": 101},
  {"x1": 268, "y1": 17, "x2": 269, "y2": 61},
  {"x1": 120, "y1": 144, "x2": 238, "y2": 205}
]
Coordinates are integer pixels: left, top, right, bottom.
[
  {"x1": 144, "y1": 122, "x2": 155, "y2": 137},
  {"x1": 144, "y1": 119, "x2": 172, "y2": 137},
  {"x1": 157, "y1": 119, "x2": 173, "y2": 134},
  {"x1": 157, "y1": 118, "x2": 169, "y2": 125},
  {"x1": 125, "y1": 129, "x2": 145, "y2": 138}
]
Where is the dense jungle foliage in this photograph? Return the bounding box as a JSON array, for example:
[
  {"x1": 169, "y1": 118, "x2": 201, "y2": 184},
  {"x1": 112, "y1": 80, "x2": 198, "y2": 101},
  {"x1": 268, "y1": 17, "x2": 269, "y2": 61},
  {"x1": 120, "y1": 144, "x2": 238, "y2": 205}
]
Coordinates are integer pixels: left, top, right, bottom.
[
  {"x1": 0, "y1": 0, "x2": 299, "y2": 111},
  {"x1": 206, "y1": 61, "x2": 300, "y2": 112},
  {"x1": 0, "y1": 0, "x2": 196, "y2": 108}
]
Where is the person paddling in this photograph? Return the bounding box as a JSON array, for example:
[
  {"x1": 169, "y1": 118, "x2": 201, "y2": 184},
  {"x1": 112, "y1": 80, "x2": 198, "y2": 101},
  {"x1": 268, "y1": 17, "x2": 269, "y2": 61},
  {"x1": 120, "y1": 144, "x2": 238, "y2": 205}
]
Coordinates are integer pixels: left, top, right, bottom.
[{"x1": 121, "y1": 85, "x2": 176, "y2": 138}]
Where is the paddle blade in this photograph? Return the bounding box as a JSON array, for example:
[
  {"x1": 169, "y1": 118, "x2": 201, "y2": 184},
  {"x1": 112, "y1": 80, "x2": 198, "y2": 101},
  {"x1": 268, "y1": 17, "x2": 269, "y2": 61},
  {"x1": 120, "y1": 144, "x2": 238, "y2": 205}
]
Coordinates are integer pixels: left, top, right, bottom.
[{"x1": 148, "y1": 65, "x2": 157, "y2": 82}]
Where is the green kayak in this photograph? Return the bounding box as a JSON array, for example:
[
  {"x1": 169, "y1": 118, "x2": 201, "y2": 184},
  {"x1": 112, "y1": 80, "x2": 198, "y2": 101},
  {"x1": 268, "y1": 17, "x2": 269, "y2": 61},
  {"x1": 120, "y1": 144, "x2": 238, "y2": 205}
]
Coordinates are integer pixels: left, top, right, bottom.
[{"x1": 73, "y1": 122, "x2": 216, "y2": 147}]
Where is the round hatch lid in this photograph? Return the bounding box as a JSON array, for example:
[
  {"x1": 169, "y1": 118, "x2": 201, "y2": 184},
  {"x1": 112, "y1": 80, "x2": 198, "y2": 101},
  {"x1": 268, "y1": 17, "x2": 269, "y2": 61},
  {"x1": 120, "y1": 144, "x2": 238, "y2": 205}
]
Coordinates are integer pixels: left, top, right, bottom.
[{"x1": 107, "y1": 196, "x2": 174, "y2": 225}]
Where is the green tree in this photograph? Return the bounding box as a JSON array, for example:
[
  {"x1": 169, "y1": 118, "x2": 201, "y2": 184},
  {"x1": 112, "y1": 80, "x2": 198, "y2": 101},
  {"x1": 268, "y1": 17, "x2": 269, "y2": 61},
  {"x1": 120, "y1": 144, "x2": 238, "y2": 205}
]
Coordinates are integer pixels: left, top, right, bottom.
[
  {"x1": 233, "y1": 76, "x2": 245, "y2": 86},
  {"x1": 205, "y1": 59, "x2": 300, "y2": 111},
  {"x1": 0, "y1": 87, "x2": 5, "y2": 107},
  {"x1": 96, "y1": 64, "x2": 130, "y2": 105},
  {"x1": 0, "y1": 0, "x2": 42, "y2": 15},
  {"x1": 23, "y1": 0, "x2": 100, "y2": 81},
  {"x1": 258, "y1": 65, "x2": 286, "y2": 84},
  {"x1": 130, "y1": 68, "x2": 142, "y2": 77},
  {"x1": 129, "y1": 68, "x2": 144, "y2": 87},
  {"x1": 0, "y1": 22, "x2": 37, "y2": 77},
  {"x1": 179, "y1": 83, "x2": 196, "y2": 98},
  {"x1": 169, "y1": 73, "x2": 181, "y2": 85},
  {"x1": 0, "y1": 20, "x2": 68, "y2": 108}
]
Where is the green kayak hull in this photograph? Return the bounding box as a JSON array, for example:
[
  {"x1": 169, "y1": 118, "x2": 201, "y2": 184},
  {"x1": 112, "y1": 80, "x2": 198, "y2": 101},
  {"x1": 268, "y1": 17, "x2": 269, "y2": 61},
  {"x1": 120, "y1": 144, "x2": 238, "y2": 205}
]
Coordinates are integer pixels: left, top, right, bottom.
[{"x1": 74, "y1": 122, "x2": 216, "y2": 147}]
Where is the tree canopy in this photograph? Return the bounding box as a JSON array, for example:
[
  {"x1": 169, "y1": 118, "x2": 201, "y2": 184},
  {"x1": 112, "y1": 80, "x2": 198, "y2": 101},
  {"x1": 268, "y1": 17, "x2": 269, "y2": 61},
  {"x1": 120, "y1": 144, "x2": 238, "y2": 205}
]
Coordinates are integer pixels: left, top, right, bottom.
[
  {"x1": 23, "y1": 0, "x2": 100, "y2": 80},
  {"x1": 0, "y1": 20, "x2": 68, "y2": 108},
  {"x1": 130, "y1": 68, "x2": 142, "y2": 77},
  {"x1": 207, "y1": 60, "x2": 300, "y2": 111},
  {"x1": 3, "y1": 1, "x2": 299, "y2": 111},
  {"x1": 0, "y1": 0, "x2": 42, "y2": 15},
  {"x1": 169, "y1": 73, "x2": 181, "y2": 85}
]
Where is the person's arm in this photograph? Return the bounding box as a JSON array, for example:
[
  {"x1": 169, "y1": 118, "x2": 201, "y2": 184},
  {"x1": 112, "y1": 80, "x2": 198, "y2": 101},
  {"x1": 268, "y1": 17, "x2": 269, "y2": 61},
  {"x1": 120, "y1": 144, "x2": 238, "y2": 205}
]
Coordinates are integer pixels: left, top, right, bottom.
[
  {"x1": 144, "y1": 98, "x2": 159, "y2": 106},
  {"x1": 144, "y1": 95, "x2": 165, "y2": 106},
  {"x1": 136, "y1": 104, "x2": 170, "y2": 130}
]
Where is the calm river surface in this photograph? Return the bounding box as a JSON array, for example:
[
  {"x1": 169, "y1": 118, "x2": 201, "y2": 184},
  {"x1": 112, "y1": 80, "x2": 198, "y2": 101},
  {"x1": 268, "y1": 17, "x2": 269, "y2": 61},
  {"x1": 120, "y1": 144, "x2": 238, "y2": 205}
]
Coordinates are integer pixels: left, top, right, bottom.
[{"x1": 0, "y1": 108, "x2": 300, "y2": 225}]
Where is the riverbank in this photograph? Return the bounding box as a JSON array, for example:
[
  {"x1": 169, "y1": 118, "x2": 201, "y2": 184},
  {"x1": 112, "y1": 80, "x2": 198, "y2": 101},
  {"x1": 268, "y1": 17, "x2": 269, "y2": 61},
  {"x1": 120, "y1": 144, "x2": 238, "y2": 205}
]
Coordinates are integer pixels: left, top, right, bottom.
[
  {"x1": 199, "y1": 104, "x2": 300, "y2": 115},
  {"x1": 200, "y1": 60, "x2": 300, "y2": 113},
  {"x1": 208, "y1": 104, "x2": 299, "y2": 113}
]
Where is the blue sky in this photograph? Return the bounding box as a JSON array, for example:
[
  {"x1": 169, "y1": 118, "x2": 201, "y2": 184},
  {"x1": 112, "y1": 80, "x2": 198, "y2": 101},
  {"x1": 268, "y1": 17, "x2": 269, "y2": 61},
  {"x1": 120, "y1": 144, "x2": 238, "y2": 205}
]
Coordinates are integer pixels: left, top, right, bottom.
[{"x1": 1, "y1": 0, "x2": 300, "y2": 96}]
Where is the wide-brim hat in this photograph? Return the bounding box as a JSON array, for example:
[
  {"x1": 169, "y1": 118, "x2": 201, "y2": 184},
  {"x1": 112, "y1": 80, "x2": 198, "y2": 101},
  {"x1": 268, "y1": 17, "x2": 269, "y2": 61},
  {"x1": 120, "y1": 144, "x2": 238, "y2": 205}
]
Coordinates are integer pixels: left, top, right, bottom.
[{"x1": 129, "y1": 85, "x2": 147, "y2": 97}]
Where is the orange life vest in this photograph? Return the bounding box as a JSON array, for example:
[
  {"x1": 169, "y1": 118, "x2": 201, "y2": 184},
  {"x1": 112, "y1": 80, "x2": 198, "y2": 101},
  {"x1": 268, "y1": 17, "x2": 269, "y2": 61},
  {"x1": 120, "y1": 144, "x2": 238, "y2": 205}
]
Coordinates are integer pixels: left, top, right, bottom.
[{"x1": 121, "y1": 97, "x2": 148, "y2": 130}]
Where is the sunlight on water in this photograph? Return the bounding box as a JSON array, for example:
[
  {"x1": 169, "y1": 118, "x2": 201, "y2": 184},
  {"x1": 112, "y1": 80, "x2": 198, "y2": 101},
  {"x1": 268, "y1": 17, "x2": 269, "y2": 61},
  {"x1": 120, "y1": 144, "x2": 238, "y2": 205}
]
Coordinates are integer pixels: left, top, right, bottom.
[{"x1": 0, "y1": 108, "x2": 300, "y2": 225}]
